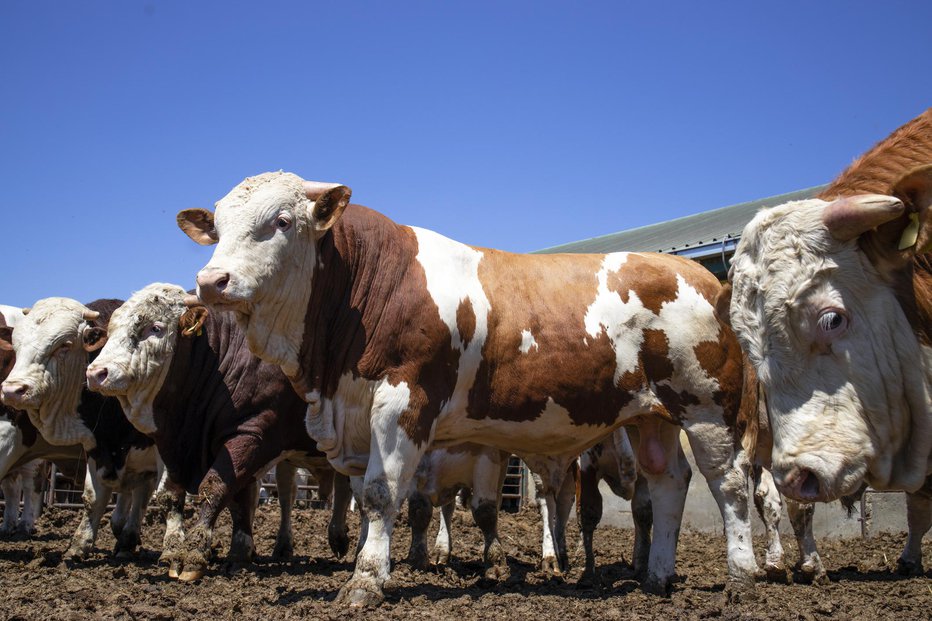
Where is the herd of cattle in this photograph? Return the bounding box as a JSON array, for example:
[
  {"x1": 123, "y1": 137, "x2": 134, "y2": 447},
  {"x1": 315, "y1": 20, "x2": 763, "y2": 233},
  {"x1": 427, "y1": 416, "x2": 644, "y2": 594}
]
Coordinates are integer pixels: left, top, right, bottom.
[{"x1": 1, "y1": 108, "x2": 929, "y2": 607}]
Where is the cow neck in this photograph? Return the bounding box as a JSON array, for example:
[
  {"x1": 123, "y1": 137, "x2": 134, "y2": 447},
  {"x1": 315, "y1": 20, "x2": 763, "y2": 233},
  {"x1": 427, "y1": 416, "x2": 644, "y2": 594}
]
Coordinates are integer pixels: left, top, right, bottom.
[
  {"x1": 150, "y1": 311, "x2": 240, "y2": 489},
  {"x1": 26, "y1": 362, "x2": 95, "y2": 449},
  {"x1": 79, "y1": 386, "x2": 153, "y2": 480},
  {"x1": 295, "y1": 204, "x2": 414, "y2": 398}
]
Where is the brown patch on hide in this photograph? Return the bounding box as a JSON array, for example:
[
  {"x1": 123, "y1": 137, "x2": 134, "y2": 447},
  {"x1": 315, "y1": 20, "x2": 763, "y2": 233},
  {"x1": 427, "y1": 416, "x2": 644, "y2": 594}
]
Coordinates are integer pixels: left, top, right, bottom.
[
  {"x1": 606, "y1": 254, "x2": 681, "y2": 316},
  {"x1": 456, "y1": 298, "x2": 476, "y2": 348}
]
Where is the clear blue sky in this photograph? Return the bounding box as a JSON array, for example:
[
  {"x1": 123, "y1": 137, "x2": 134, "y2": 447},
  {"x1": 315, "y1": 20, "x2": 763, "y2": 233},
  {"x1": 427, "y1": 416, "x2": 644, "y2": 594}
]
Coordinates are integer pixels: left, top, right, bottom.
[{"x1": 2, "y1": 1, "x2": 930, "y2": 306}]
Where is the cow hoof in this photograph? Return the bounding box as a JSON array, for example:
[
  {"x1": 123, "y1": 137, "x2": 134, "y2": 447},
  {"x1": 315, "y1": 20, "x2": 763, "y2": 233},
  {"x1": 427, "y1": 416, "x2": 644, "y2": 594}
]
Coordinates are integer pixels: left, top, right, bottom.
[
  {"x1": 336, "y1": 581, "x2": 384, "y2": 608},
  {"x1": 642, "y1": 573, "x2": 673, "y2": 597},
  {"x1": 896, "y1": 558, "x2": 924, "y2": 576},
  {"x1": 724, "y1": 576, "x2": 758, "y2": 603},
  {"x1": 406, "y1": 550, "x2": 430, "y2": 571},
  {"x1": 484, "y1": 563, "x2": 510, "y2": 581},
  {"x1": 167, "y1": 560, "x2": 182, "y2": 579},
  {"x1": 328, "y1": 525, "x2": 350, "y2": 559},
  {"x1": 114, "y1": 549, "x2": 135, "y2": 560},
  {"x1": 272, "y1": 539, "x2": 294, "y2": 561},
  {"x1": 796, "y1": 561, "x2": 829, "y2": 585},
  {"x1": 577, "y1": 568, "x2": 604, "y2": 591},
  {"x1": 0, "y1": 526, "x2": 14, "y2": 538},
  {"x1": 178, "y1": 568, "x2": 205, "y2": 582},
  {"x1": 64, "y1": 547, "x2": 89, "y2": 563},
  {"x1": 540, "y1": 556, "x2": 563, "y2": 578},
  {"x1": 763, "y1": 562, "x2": 790, "y2": 584},
  {"x1": 431, "y1": 548, "x2": 451, "y2": 566}
]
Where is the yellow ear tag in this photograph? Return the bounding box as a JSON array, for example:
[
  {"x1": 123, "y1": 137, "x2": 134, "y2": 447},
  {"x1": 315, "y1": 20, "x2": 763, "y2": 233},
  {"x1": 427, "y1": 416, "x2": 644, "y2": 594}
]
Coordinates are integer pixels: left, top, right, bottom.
[
  {"x1": 182, "y1": 324, "x2": 203, "y2": 337},
  {"x1": 898, "y1": 212, "x2": 920, "y2": 250}
]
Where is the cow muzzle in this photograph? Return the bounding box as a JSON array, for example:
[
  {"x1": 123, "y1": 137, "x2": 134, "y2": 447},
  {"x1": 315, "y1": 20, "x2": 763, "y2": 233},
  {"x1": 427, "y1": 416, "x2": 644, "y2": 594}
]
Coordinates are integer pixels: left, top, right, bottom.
[
  {"x1": 196, "y1": 268, "x2": 232, "y2": 306},
  {"x1": 0, "y1": 380, "x2": 36, "y2": 409},
  {"x1": 85, "y1": 363, "x2": 128, "y2": 395},
  {"x1": 85, "y1": 365, "x2": 110, "y2": 392}
]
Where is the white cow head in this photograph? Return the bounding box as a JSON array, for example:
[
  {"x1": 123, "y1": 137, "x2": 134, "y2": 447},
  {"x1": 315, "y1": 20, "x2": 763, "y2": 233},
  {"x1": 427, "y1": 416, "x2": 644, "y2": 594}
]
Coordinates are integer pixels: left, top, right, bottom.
[
  {"x1": 177, "y1": 172, "x2": 351, "y2": 377},
  {"x1": 0, "y1": 298, "x2": 108, "y2": 447},
  {"x1": 726, "y1": 166, "x2": 932, "y2": 502},
  {"x1": 86, "y1": 283, "x2": 207, "y2": 435}
]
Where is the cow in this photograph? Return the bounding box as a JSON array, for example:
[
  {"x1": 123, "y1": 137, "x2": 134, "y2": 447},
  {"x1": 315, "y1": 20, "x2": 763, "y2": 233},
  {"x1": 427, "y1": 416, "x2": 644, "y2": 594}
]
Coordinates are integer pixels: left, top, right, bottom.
[
  {"x1": 575, "y1": 426, "x2": 653, "y2": 586},
  {"x1": 83, "y1": 283, "x2": 352, "y2": 580},
  {"x1": 724, "y1": 109, "x2": 932, "y2": 575},
  {"x1": 0, "y1": 298, "x2": 162, "y2": 560},
  {"x1": 407, "y1": 443, "x2": 511, "y2": 579},
  {"x1": 1, "y1": 304, "x2": 86, "y2": 538},
  {"x1": 178, "y1": 172, "x2": 763, "y2": 605}
]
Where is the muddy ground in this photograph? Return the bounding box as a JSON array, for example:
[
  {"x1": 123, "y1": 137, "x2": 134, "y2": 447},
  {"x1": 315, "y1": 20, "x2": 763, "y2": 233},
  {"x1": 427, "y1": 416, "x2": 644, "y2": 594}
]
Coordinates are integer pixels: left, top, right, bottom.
[{"x1": 0, "y1": 502, "x2": 928, "y2": 620}]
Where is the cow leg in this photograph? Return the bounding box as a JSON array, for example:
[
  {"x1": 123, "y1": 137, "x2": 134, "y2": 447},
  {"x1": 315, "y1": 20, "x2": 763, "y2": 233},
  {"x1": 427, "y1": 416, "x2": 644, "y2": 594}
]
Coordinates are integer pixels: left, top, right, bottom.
[
  {"x1": 534, "y1": 474, "x2": 560, "y2": 575},
  {"x1": 0, "y1": 473, "x2": 21, "y2": 537},
  {"x1": 896, "y1": 492, "x2": 930, "y2": 576},
  {"x1": 273, "y1": 461, "x2": 296, "y2": 560},
  {"x1": 681, "y1": 419, "x2": 759, "y2": 594},
  {"x1": 630, "y1": 420, "x2": 690, "y2": 594},
  {"x1": 114, "y1": 475, "x2": 155, "y2": 558},
  {"x1": 156, "y1": 477, "x2": 187, "y2": 579},
  {"x1": 335, "y1": 419, "x2": 424, "y2": 607},
  {"x1": 179, "y1": 468, "x2": 231, "y2": 581},
  {"x1": 752, "y1": 465, "x2": 788, "y2": 582},
  {"x1": 316, "y1": 467, "x2": 335, "y2": 508},
  {"x1": 432, "y1": 500, "x2": 455, "y2": 565},
  {"x1": 631, "y1": 475, "x2": 652, "y2": 577},
  {"x1": 227, "y1": 481, "x2": 259, "y2": 563},
  {"x1": 19, "y1": 460, "x2": 49, "y2": 536},
  {"x1": 109, "y1": 491, "x2": 132, "y2": 540},
  {"x1": 552, "y1": 464, "x2": 576, "y2": 574},
  {"x1": 406, "y1": 490, "x2": 434, "y2": 570},
  {"x1": 65, "y1": 461, "x2": 111, "y2": 561},
  {"x1": 471, "y1": 451, "x2": 510, "y2": 580},
  {"x1": 328, "y1": 472, "x2": 352, "y2": 558},
  {"x1": 350, "y1": 475, "x2": 369, "y2": 557},
  {"x1": 785, "y1": 499, "x2": 827, "y2": 584},
  {"x1": 577, "y1": 455, "x2": 603, "y2": 587}
]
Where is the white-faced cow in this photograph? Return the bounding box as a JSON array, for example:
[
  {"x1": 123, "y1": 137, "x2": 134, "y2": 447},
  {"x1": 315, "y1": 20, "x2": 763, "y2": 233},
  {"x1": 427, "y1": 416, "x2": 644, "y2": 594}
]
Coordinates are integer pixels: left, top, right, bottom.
[
  {"x1": 727, "y1": 109, "x2": 932, "y2": 574},
  {"x1": 0, "y1": 304, "x2": 85, "y2": 537},
  {"x1": 0, "y1": 298, "x2": 161, "y2": 559},
  {"x1": 179, "y1": 173, "x2": 762, "y2": 605},
  {"x1": 84, "y1": 283, "x2": 352, "y2": 581}
]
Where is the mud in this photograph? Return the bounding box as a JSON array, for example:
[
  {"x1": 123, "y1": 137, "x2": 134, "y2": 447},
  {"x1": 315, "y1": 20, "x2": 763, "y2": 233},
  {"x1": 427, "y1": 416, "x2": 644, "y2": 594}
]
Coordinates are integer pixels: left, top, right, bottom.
[{"x1": 0, "y1": 503, "x2": 928, "y2": 620}]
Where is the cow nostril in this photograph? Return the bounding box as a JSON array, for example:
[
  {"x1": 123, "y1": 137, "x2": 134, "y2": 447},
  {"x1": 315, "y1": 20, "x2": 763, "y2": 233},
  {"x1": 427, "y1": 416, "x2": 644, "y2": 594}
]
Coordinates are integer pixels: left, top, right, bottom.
[
  {"x1": 93, "y1": 368, "x2": 108, "y2": 384},
  {"x1": 215, "y1": 275, "x2": 229, "y2": 291},
  {"x1": 798, "y1": 469, "x2": 821, "y2": 499}
]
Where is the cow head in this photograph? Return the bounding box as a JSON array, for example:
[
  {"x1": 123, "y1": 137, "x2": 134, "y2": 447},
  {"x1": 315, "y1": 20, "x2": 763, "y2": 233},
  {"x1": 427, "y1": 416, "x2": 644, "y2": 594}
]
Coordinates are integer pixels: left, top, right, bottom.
[
  {"x1": 176, "y1": 172, "x2": 351, "y2": 376},
  {"x1": 0, "y1": 298, "x2": 104, "y2": 447},
  {"x1": 86, "y1": 283, "x2": 206, "y2": 435},
  {"x1": 726, "y1": 167, "x2": 932, "y2": 502}
]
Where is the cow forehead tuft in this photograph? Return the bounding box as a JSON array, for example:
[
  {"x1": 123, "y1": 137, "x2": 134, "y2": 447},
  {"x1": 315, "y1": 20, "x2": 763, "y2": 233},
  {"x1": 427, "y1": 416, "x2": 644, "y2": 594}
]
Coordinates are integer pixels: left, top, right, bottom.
[
  {"x1": 218, "y1": 171, "x2": 305, "y2": 209},
  {"x1": 114, "y1": 283, "x2": 187, "y2": 325}
]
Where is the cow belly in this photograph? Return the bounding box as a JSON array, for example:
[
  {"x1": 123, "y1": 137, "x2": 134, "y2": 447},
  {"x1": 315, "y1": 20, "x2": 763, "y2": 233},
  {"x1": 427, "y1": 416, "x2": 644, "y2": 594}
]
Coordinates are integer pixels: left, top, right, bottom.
[{"x1": 106, "y1": 446, "x2": 159, "y2": 492}]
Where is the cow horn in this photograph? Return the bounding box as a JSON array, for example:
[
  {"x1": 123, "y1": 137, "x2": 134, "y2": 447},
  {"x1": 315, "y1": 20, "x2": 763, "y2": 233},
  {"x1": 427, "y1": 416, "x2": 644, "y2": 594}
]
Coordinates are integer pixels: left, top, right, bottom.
[
  {"x1": 303, "y1": 181, "x2": 342, "y2": 200},
  {"x1": 82, "y1": 310, "x2": 100, "y2": 321},
  {"x1": 21, "y1": 308, "x2": 30, "y2": 316},
  {"x1": 183, "y1": 294, "x2": 204, "y2": 308},
  {"x1": 822, "y1": 194, "x2": 905, "y2": 242}
]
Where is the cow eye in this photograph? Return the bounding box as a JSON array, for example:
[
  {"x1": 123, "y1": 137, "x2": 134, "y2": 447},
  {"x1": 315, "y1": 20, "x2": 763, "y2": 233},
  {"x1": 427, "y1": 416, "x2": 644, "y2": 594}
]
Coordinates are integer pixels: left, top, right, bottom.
[
  {"x1": 276, "y1": 215, "x2": 292, "y2": 231},
  {"x1": 55, "y1": 341, "x2": 74, "y2": 356},
  {"x1": 143, "y1": 323, "x2": 166, "y2": 339},
  {"x1": 816, "y1": 309, "x2": 848, "y2": 339}
]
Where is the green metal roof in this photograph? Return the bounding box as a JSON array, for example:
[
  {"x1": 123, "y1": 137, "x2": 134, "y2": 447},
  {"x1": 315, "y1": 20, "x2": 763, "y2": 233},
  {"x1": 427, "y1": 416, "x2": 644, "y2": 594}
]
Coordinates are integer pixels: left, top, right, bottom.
[{"x1": 534, "y1": 185, "x2": 827, "y2": 255}]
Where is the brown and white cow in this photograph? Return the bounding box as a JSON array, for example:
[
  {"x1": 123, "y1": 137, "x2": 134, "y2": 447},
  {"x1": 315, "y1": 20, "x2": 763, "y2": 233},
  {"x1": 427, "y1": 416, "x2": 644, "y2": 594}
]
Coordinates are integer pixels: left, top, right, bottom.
[
  {"x1": 726, "y1": 109, "x2": 932, "y2": 574},
  {"x1": 178, "y1": 173, "x2": 761, "y2": 605},
  {"x1": 84, "y1": 283, "x2": 352, "y2": 580},
  {"x1": 0, "y1": 298, "x2": 161, "y2": 560}
]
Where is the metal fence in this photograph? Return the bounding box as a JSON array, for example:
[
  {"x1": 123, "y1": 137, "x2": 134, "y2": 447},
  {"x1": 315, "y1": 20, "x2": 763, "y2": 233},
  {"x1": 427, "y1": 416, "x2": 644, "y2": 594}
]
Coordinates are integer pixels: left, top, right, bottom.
[{"x1": 1, "y1": 458, "x2": 532, "y2": 513}]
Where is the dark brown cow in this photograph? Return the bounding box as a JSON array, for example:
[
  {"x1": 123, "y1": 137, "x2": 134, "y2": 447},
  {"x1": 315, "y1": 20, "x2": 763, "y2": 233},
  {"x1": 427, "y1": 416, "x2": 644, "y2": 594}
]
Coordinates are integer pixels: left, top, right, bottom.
[{"x1": 85, "y1": 283, "x2": 352, "y2": 581}]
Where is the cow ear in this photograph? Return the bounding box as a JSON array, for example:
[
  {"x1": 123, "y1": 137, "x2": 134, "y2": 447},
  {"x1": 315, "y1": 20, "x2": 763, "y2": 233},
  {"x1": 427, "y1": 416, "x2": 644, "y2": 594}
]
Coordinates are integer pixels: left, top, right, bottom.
[
  {"x1": 713, "y1": 283, "x2": 733, "y2": 328},
  {"x1": 177, "y1": 209, "x2": 219, "y2": 246},
  {"x1": 859, "y1": 165, "x2": 932, "y2": 276},
  {"x1": 82, "y1": 326, "x2": 108, "y2": 353},
  {"x1": 310, "y1": 185, "x2": 351, "y2": 233},
  {"x1": 0, "y1": 326, "x2": 12, "y2": 351},
  {"x1": 179, "y1": 306, "x2": 209, "y2": 338}
]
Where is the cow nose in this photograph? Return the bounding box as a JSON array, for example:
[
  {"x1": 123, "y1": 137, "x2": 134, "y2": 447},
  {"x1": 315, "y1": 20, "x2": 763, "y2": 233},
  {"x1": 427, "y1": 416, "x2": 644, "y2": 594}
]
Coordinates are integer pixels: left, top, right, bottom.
[
  {"x1": 86, "y1": 366, "x2": 108, "y2": 389},
  {"x1": 197, "y1": 269, "x2": 230, "y2": 304},
  {"x1": 1, "y1": 381, "x2": 28, "y2": 406}
]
